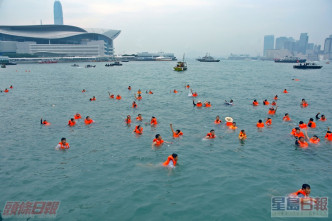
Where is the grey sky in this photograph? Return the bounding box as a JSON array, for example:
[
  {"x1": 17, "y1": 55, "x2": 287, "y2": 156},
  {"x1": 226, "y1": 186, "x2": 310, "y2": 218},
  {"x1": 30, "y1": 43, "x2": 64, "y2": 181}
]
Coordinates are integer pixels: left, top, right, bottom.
[{"x1": 0, "y1": 0, "x2": 331, "y2": 57}]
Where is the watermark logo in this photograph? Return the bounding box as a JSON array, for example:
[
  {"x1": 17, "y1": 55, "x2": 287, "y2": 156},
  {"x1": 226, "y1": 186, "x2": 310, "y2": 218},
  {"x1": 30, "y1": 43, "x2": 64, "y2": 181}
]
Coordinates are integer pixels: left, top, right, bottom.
[
  {"x1": 271, "y1": 196, "x2": 328, "y2": 217},
  {"x1": 2, "y1": 201, "x2": 60, "y2": 219}
]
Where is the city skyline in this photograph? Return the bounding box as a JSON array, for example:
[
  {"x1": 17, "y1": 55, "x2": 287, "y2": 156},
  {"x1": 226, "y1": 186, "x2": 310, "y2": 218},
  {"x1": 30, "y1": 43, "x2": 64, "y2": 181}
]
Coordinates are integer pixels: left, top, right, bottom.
[{"x1": 0, "y1": 0, "x2": 331, "y2": 57}]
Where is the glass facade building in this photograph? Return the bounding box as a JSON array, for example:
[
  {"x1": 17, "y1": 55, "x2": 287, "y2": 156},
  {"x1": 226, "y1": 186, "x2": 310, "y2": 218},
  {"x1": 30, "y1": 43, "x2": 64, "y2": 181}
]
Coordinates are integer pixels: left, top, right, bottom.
[{"x1": 54, "y1": 0, "x2": 64, "y2": 25}]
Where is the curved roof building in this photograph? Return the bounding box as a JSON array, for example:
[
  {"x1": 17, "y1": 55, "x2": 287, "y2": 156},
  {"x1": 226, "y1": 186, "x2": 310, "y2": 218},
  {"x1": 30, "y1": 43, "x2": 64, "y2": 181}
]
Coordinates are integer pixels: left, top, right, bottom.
[{"x1": 0, "y1": 25, "x2": 121, "y2": 56}]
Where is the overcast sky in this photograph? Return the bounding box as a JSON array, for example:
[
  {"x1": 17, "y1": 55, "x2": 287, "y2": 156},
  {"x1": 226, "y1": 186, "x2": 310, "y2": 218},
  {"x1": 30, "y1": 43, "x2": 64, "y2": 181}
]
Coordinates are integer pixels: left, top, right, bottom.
[{"x1": 0, "y1": 0, "x2": 331, "y2": 57}]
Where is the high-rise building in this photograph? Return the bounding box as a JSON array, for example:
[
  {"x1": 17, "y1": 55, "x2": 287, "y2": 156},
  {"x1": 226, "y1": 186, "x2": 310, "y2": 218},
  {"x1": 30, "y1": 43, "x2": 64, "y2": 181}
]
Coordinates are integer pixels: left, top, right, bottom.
[
  {"x1": 298, "y1": 33, "x2": 308, "y2": 54},
  {"x1": 323, "y1": 35, "x2": 332, "y2": 60},
  {"x1": 54, "y1": 0, "x2": 64, "y2": 25},
  {"x1": 263, "y1": 35, "x2": 274, "y2": 56}
]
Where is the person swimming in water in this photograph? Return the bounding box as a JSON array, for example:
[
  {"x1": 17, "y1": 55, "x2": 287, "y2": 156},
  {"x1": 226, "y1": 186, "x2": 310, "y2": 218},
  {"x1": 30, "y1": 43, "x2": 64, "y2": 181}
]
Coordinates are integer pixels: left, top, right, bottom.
[
  {"x1": 301, "y1": 99, "x2": 308, "y2": 107},
  {"x1": 325, "y1": 127, "x2": 332, "y2": 141},
  {"x1": 163, "y1": 153, "x2": 178, "y2": 168},
  {"x1": 289, "y1": 184, "x2": 317, "y2": 203},
  {"x1": 214, "y1": 115, "x2": 221, "y2": 124},
  {"x1": 263, "y1": 99, "x2": 269, "y2": 105},
  {"x1": 268, "y1": 106, "x2": 277, "y2": 115},
  {"x1": 225, "y1": 99, "x2": 233, "y2": 105},
  {"x1": 307, "y1": 118, "x2": 316, "y2": 128},
  {"x1": 239, "y1": 130, "x2": 247, "y2": 140},
  {"x1": 108, "y1": 92, "x2": 115, "y2": 99},
  {"x1": 85, "y1": 116, "x2": 94, "y2": 124},
  {"x1": 253, "y1": 99, "x2": 259, "y2": 106},
  {"x1": 68, "y1": 118, "x2": 76, "y2": 127},
  {"x1": 152, "y1": 134, "x2": 172, "y2": 147},
  {"x1": 283, "y1": 113, "x2": 291, "y2": 121},
  {"x1": 136, "y1": 114, "x2": 143, "y2": 121},
  {"x1": 205, "y1": 130, "x2": 216, "y2": 139},
  {"x1": 128, "y1": 86, "x2": 131, "y2": 90},
  {"x1": 55, "y1": 137, "x2": 70, "y2": 150},
  {"x1": 90, "y1": 96, "x2": 96, "y2": 101},
  {"x1": 133, "y1": 125, "x2": 143, "y2": 135},
  {"x1": 40, "y1": 118, "x2": 51, "y2": 126},
  {"x1": 132, "y1": 101, "x2": 137, "y2": 108},
  {"x1": 150, "y1": 116, "x2": 158, "y2": 125},
  {"x1": 125, "y1": 115, "x2": 131, "y2": 124},
  {"x1": 193, "y1": 100, "x2": 202, "y2": 107},
  {"x1": 290, "y1": 127, "x2": 304, "y2": 138},
  {"x1": 170, "y1": 124, "x2": 183, "y2": 138},
  {"x1": 135, "y1": 94, "x2": 142, "y2": 100},
  {"x1": 256, "y1": 119, "x2": 264, "y2": 128}
]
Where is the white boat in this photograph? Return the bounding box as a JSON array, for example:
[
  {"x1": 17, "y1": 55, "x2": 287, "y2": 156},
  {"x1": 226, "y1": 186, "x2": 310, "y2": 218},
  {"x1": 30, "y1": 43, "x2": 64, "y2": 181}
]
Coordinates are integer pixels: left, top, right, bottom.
[{"x1": 155, "y1": 56, "x2": 172, "y2": 61}]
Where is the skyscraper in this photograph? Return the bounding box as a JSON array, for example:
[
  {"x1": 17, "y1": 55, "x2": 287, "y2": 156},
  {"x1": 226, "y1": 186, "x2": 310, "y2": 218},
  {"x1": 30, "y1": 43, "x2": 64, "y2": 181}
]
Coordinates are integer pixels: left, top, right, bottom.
[
  {"x1": 324, "y1": 35, "x2": 332, "y2": 60},
  {"x1": 263, "y1": 35, "x2": 274, "y2": 56},
  {"x1": 54, "y1": 0, "x2": 64, "y2": 25},
  {"x1": 298, "y1": 33, "x2": 308, "y2": 54}
]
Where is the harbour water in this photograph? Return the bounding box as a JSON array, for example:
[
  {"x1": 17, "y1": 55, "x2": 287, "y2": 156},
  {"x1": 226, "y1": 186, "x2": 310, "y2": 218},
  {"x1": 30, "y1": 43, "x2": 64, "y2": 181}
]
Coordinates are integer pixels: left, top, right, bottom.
[{"x1": 1, "y1": 60, "x2": 331, "y2": 220}]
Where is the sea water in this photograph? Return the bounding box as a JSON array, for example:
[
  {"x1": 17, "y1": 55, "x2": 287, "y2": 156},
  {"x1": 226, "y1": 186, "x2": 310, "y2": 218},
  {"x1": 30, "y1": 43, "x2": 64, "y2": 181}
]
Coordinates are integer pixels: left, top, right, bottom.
[{"x1": 0, "y1": 60, "x2": 331, "y2": 220}]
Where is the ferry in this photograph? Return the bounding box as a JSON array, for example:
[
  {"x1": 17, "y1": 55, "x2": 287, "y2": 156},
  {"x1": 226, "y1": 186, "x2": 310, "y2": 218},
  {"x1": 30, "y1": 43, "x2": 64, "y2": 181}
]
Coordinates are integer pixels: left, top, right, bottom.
[
  {"x1": 293, "y1": 63, "x2": 322, "y2": 69},
  {"x1": 197, "y1": 54, "x2": 220, "y2": 62},
  {"x1": 275, "y1": 56, "x2": 306, "y2": 63},
  {"x1": 174, "y1": 55, "x2": 187, "y2": 71}
]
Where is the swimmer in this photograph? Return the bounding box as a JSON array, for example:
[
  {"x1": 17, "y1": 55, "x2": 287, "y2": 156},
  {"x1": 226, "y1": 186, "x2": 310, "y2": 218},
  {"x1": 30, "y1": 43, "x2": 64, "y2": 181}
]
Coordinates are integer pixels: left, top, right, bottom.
[
  {"x1": 266, "y1": 118, "x2": 272, "y2": 126},
  {"x1": 137, "y1": 89, "x2": 142, "y2": 94},
  {"x1": 133, "y1": 125, "x2": 143, "y2": 135},
  {"x1": 307, "y1": 118, "x2": 316, "y2": 128},
  {"x1": 271, "y1": 101, "x2": 277, "y2": 106},
  {"x1": 82, "y1": 89, "x2": 86, "y2": 92},
  {"x1": 134, "y1": 94, "x2": 142, "y2": 100},
  {"x1": 225, "y1": 117, "x2": 233, "y2": 127},
  {"x1": 116, "y1": 94, "x2": 121, "y2": 100},
  {"x1": 89, "y1": 96, "x2": 96, "y2": 101},
  {"x1": 204, "y1": 101, "x2": 211, "y2": 107},
  {"x1": 205, "y1": 130, "x2": 216, "y2": 139},
  {"x1": 4, "y1": 88, "x2": 9, "y2": 93},
  {"x1": 193, "y1": 100, "x2": 202, "y2": 107},
  {"x1": 152, "y1": 134, "x2": 171, "y2": 146},
  {"x1": 229, "y1": 122, "x2": 237, "y2": 130},
  {"x1": 186, "y1": 84, "x2": 190, "y2": 89},
  {"x1": 304, "y1": 131, "x2": 320, "y2": 144},
  {"x1": 274, "y1": 95, "x2": 278, "y2": 100},
  {"x1": 170, "y1": 124, "x2": 183, "y2": 138},
  {"x1": 173, "y1": 89, "x2": 178, "y2": 93},
  {"x1": 289, "y1": 184, "x2": 317, "y2": 203},
  {"x1": 320, "y1": 114, "x2": 326, "y2": 122},
  {"x1": 256, "y1": 119, "x2": 264, "y2": 128},
  {"x1": 68, "y1": 118, "x2": 76, "y2": 127},
  {"x1": 295, "y1": 136, "x2": 308, "y2": 148},
  {"x1": 132, "y1": 101, "x2": 137, "y2": 108},
  {"x1": 283, "y1": 113, "x2": 291, "y2": 121},
  {"x1": 128, "y1": 86, "x2": 131, "y2": 90},
  {"x1": 136, "y1": 114, "x2": 143, "y2": 121},
  {"x1": 163, "y1": 153, "x2": 178, "y2": 168},
  {"x1": 263, "y1": 99, "x2": 269, "y2": 105},
  {"x1": 84, "y1": 116, "x2": 94, "y2": 125},
  {"x1": 268, "y1": 106, "x2": 277, "y2": 115},
  {"x1": 239, "y1": 130, "x2": 247, "y2": 140},
  {"x1": 214, "y1": 115, "x2": 221, "y2": 124},
  {"x1": 299, "y1": 121, "x2": 307, "y2": 129},
  {"x1": 55, "y1": 137, "x2": 70, "y2": 150},
  {"x1": 40, "y1": 118, "x2": 51, "y2": 126},
  {"x1": 125, "y1": 115, "x2": 131, "y2": 124},
  {"x1": 290, "y1": 127, "x2": 304, "y2": 138},
  {"x1": 74, "y1": 113, "x2": 82, "y2": 119},
  {"x1": 190, "y1": 89, "x2": 198, "y2": 97},
  {"x1": 150, "y1": 116, "x2": 158, "y2": 125},
  {"x1": 252, "y1": 99, "x2": 259, "y2": 106},
  {"x1": 10, "y1": 85, "x2": 13, "y2": 89},
  {"x1": 148, "y1": 90, "x2": 153, "y2": 94},
  {"x1": 108, "y1": 92, "x2": 115, "y2": 99},
  {"x1": 325, "y1": 127, "x2": 332, "y2": 141},
  {"x1": 225, "y1": 99, "x2": 233, "y2": 105},
  {"x1": 283, "y1": 89, "x2": 288, "y2": 93},
  {"x1": 301, "y1": 99, "x2": 308, "y2": 107},
  {"x1": 292, "y1": 78, "x2": 300, "y2": 81}
]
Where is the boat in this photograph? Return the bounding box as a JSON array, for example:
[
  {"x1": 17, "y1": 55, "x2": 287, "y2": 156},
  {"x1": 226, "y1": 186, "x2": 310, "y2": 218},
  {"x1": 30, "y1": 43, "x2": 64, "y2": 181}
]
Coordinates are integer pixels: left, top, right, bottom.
[
  {"x1": 105, "y1": 61, "x2": 122, "y2": 67},
  {"x1": 1, "y1": 64, "x2": 6, "y2": 68},
  {"x1": 85, "y1": 64, "x2": 96, "y2": 68},
  {"x1": 197, "y1": 54, "x2": 220, "y2": 62},
  {"x1": 274, "y1": 56, "x2": 306, "y2": 63},
  {"x1": 173, "y1": 54, "x2": 187, "y2": 71},
  {"x1": 38, "y1": 60, "x2": 58, "y2": 64},
  {"x1": 155, "y1": 56, "x2": 172, "y2": 61},
  {"x1": 71, "y1": 64, "x2": 79, "y2": 67},
  {"x1": 293, "y1": 63, "x2": 322, "y2": 69}
]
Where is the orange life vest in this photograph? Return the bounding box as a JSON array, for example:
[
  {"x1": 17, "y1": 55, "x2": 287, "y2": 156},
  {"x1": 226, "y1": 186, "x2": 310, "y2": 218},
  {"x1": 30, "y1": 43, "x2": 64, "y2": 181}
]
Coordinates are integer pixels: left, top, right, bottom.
[
  {"x1": 163, "y1": 155, "x2": 177, "y2": 166},
  {"x1": 302, "y1": 102, "x2": 308, "y2": 107},
  {"x1": 268, "y1": 109, "x2": 275, "y2": 115},
  {"x1": 151, "y1": 119, "x2": 158, "y2": 125},
  {"x1": 90, "y1": 97, "x2": 96, "y2": 101},
  {"x1": 290, "y1": 189, "x2": 308, "y2": 198},
  {"x1": 132, "y1": 103, "x2": 137, "y2": 108},
  {"x1": 136, "y1": 117, "x2": 142, "y2": 121},
  {"x1": 74, "y1": 114, "x2": 82, "y2": 119},
  {"x1": 297, "y1": 140, "x2": 308, "y2": 148},
  {"x1": 257, "y1": 122, "x2": 265, "y2": 128},
  {"x1": 125, "y1": 118, "x2": 131, "y2": 124},
  {"x1": 173, "y1": 131, "x2": 183, "y2": 138},
  {"x1": 214, "y1": 119, "x2": 221, "y2": 124},
  {"x1": 116, "y1": 95, "x2": 121, "y2": 100},
  {"x1": 239, "y1": 132, "x2": 247, "y2": 139},
  {"x1": 174, "y1": 90, "x2": 178, "y2": 93},
  {"x1": 263, "y1": 101, "x2": 269, "y2": 105},
  {"x1": 59, "y1": 142, "x2": 70, "y2": 150},
  {"x1": 43, "y1": 121, "x2": 51, "y2": 126},
  {"x1": 308, "y1": 121, "x2": 316, "y2": 128},
  {"x1": 226, "y1": 122, "x2": 233, "y2": 126},
  {"x1": 153, "y1": 138, "x2": 164, "y2": 146},
  {"x1": 283, "y1": 116, "x2": 291, "y2": 121},
  {"x1": 192, "y1": 93, "x2": 198, "y2": 97},
  {"x1": 137, "y1": 91, "x2": 141, "y2": 94},
  {"x1": 10, "y1": 86, "x2": 13, "y2": 89},
  {"x1": 271, "y1": 102, "x2": 277, "y2": 106},
  {"x1": 85, "y1": 119, "x2": 94, "y2": 124},
  {"x1": 309, "y1": 138, "x2": 320, "y2": 144},
  {"x1": 205, "y1": 103, "x2": 211, "y2": 107},
  {"x1": 325, "y1": 133, "x2": 332, "y2": 141},
  {"x1": 291, "y1": 129, "x2": 304, "y2": 138},
  {"x1": 206, "y1": 133, "x2": 216, "y2": 139},
  {"x1": 283, "y1": 90, "x2": 288, "y2": 93},
  {"x1": 136, "y1": 96, "x2": 142, "y2": 100},
  {"x1": 134, "y1": 126, "x2": 143, "y2": 134},
  {"x1": 196, "y1": 102, "x2": 202, "y2": 107},
  {"x1": 299, "y1": 123, "x2": 307, "y2": 129},
  {"x1": 320, "y1": 118, "x2": 326, "y2": 122},
  {"x1": 68, "y1": 120, "x2": 76, "y2": 127},
  {"x1": 266, "y1": 119, "x2": 272, "y2": 126},
  {"x1": 274, "y1": 96, "x2": 278, "y2": 100},
  {"x1": 4, "y1": 89, "x2": 9, "y2": 93},
  {"x1": 253, "y1": 101, "x2": 259, "y2": 106},
  {"x1": 229, "y1": 125, "x2": 237, "y2": 130},
  {"x1": 110, "y1": 95, "x2": 114, "y2": 99},
  {"x1": 149, "y1": 91, "x2": 153, "y2": 94}
]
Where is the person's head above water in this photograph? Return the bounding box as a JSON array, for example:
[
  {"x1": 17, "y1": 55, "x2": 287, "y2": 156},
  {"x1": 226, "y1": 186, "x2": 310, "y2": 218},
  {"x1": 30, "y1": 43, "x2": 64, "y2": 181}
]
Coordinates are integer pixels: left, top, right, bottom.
[{"x1": 301, "y1": 184, "x2": 311, "y2": 195}]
